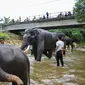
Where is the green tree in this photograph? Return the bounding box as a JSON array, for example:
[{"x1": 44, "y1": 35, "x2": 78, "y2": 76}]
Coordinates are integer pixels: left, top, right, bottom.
[
  {"x1": 0, "y1": 32, "x2": 9, "y2": 40},
  {"x1": 73, "y1": 0, "x2": 85, "y2": 22},
  {"x1": 3, "y1": 16, "x2": 10, "y2": 24}
]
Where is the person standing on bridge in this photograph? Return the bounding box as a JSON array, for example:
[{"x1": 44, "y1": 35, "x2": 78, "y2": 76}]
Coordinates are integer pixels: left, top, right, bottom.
[
  {"x1": 55, "y1": 36, "x2": 65, "y2": 67},
  {"x1": 46, "y1": 12, "x2": 49, "y2": 19}
]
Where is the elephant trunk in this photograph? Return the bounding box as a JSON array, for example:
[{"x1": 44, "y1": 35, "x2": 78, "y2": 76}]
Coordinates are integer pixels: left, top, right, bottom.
[
  {"x1": 20, "y1": 41, "x2": 28, "y2": 50},
  {"x1": 0, "y1": 67, "x2": 24, "y2": 85},
  {"x1": 7, "y1": 74, "x2": 24, "y2": 85},
  {"x1": 20, "y1": 44, "x2": 25, "y2": 50}
]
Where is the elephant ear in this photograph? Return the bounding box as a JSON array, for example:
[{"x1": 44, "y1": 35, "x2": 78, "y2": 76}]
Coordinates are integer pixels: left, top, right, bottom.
[
  {"x1": 27, "y1": 28, "x2": 39, "y2": 44},
  {"x1": 24, "y1": 28, "x2": 32, "y2": 34},
  {"x1": 31, "y1": 29, "x2": 39, "y2": 38},
  {"x1": 24, "y1": 28, "x2": 39, "y2": 39}
]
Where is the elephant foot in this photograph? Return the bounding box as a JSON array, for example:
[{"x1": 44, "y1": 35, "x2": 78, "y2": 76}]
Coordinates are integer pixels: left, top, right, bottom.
[{"x1": 36, "y1": 59, "x2": 41, "y2": 61}]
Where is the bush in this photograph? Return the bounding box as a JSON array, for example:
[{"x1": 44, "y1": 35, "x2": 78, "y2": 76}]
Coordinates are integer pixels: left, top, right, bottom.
[
  {"x1": 0, "y1": 32, "x2": 9, "y2": 40},
  {"x1": 48, "y1": 28, "x2": 85, "y2": 42},
  {"x1": 71, "y1": 30, "x2": 84, "y2": 41}
]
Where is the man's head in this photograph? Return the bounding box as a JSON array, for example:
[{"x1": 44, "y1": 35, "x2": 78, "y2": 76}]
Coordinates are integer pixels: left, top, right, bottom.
[{"x1": 58, "y1": 36, "x2": 62, "y2": 40}]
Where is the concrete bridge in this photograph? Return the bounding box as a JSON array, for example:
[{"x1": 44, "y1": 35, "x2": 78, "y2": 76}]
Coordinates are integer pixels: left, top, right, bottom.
[{"x1": 0, "y1": 11, "x2": 85, "y2": 31}]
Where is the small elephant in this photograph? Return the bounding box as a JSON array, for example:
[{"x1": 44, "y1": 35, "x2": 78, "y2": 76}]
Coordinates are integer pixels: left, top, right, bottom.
[
  {"x1": 0, "y1": 44, "x2": 30, "y2": 85},
  {"x1": 64, "y1": 37, "x2": 80, "y2": 51},
  {"x1": 21, "y1": 28, "x2": 65, "y2": 61}
]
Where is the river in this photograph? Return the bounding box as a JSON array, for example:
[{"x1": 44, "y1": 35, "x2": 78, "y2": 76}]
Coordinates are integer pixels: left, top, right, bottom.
[{"x1": 0, "y1": 47, "x2": 85, "y2": 85}]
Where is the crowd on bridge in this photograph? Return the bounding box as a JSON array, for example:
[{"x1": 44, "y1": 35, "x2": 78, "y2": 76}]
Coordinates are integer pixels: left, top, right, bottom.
[{"x1": 2, "y1": 11, "x2": 74, "y2": 25}]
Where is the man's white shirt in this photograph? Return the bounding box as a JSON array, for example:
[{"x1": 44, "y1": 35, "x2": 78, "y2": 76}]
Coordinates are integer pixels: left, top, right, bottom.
[{"x1": 56, "y1": 40, "x2": 64, "y2": 52}]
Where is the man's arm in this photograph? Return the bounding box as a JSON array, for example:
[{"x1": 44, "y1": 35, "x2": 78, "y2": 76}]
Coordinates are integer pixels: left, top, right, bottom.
[
  {"x1": 62, "y1": 46, "x2": 65, "y2": 56},
  {"x1": 55, "y1": 42, "x2": 58, "y2": 54}
]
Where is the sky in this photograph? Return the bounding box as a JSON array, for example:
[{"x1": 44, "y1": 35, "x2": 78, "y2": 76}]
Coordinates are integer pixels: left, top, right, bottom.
[{"x1": 0, "y1": 0, "x2": 75, "y2": 20}]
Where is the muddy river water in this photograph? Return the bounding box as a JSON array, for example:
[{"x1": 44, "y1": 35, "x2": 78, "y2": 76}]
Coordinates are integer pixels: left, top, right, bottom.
[{"x1": 0, "y1": 48, "x2": 85, "y2": 85}]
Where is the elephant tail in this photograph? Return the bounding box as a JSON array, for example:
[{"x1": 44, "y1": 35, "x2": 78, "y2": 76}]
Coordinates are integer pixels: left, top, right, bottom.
[{"x1": 0, "y1": 67, "x2": 24, "y2": 85}]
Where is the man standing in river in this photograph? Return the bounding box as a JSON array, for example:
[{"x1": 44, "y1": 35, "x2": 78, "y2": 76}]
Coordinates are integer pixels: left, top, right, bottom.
[{"x1": 55, "y1": 36, "x2": 65, "y2": 66}]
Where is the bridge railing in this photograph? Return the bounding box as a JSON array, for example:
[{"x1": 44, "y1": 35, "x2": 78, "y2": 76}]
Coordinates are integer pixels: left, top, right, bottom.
[
  {"x1": 3, "y1": 10, "x2": 74, "y2": 26},
  {"x1": 21, "y1": 10, "x2": 74, "y2": 21}
]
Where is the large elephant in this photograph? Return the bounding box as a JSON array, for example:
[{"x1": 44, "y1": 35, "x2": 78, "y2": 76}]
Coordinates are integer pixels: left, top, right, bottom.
[
  {"x1": 0, "y1": 44, "x2": 30, "y2": 85},
  {"x1": 21, "y1": 28, "x2": 65, "y2": 61}
]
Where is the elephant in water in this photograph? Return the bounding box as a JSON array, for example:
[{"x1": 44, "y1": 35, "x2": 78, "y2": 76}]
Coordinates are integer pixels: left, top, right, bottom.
[
  {"x1": 64, "y1": 37, "x2": 80, "y2": 51},
  {"x1": 0, "y1": 44, "x2": 30, "y2": 85},
  {"x1": 21, "y1": 28, "x2": 65, "y2": 61}
]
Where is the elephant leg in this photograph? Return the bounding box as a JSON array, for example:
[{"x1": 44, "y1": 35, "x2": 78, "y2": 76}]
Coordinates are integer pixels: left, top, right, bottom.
[
  {"x1": 67, "y1": 45, "x2": 69, "y2": 50},
  {"x1": 21, "y1": 68, "x2": 30, "y2": 85},
  {"x1": 12, "y1": 75, "x2": 28, "y2": 85},
  {"x1": 43, "y1": 50, "x2": 52, "y2": 58},
  {"x1": 12, "y1": 68, "x2": 30, "y2": 85},
  {"x1": 36, "y1": 50, "x2": 42, "y2": 61},
  {"x1": 30, "y1": 49, "x2": 33, "y2": 55},
  {"x1": 36, "y1": 45, "x2": 43, "y2": 61},
  {"x1": 43, "y1": 50, "x2": 48, "y2": 57},
  {"x1": 33, "y1": 49, "x2": 37, "y2": 60},
  {"x1": 47, "y1": 50, "x2": 52, "y2": 59},
  {"x1": 0, "y1": 67, "x2": 24, "y2": 85},
  {"x1": 33, "y1": 44, "x2": 37, "y2": 60},
  {"x1": 43, "y1": 50, "x2": 52, "y2": 59},
  {"x1": 12, "y1": 82, "x2": 17, "y2": 85},
  {"x1": 71, "y1": 43, "x2": 74, "y2": 51},
  {"x1": 36, "y1": 40, "x2": 44, "y2": 61}
]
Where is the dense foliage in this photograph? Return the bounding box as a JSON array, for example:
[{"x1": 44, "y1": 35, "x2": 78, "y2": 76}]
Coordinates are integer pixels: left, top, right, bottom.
[
  {"x1": 73, "y1": 0, "x2": 85, "y2": 22},
  {"x1": 49, "y1": 28, "x2": 85, "y2": 42},
  {"x1": 0, "y1": 32, "x2": 9, "y2": 40}
]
